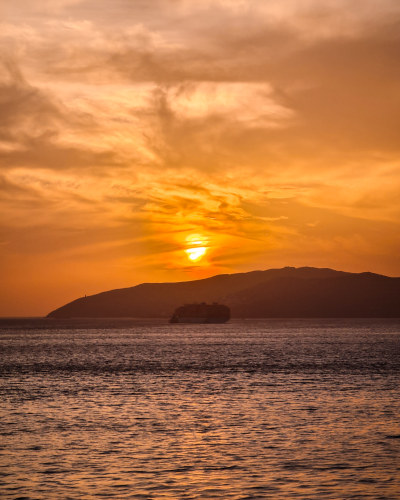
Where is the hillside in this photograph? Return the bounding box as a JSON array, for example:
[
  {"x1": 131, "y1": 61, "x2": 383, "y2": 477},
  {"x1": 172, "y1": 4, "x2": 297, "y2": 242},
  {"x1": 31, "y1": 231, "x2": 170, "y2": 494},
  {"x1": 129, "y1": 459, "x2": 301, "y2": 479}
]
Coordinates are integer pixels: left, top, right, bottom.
[
  {"x1": 46, "y1": 267, "x2": 400, "y2": 318},
  {"x1": 225, "y1": 273, "x2": 400, "y2": 318}
]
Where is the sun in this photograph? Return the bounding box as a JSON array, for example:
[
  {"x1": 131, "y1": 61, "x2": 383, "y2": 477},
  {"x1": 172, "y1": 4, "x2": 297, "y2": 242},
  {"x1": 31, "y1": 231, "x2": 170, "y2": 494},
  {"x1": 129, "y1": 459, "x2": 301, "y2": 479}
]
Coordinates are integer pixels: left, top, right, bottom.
[
  {"x1": 186, "y1": 246, "x2": 207, "y2": 262},
  {"x1": 184, "y1": 234, "x2": 208, "y2": 263}
]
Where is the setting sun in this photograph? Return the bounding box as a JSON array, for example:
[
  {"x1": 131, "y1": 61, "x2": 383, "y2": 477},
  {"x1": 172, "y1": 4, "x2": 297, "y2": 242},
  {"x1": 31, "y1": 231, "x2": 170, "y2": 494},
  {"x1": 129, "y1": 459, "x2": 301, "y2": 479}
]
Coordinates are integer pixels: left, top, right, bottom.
[
  {"x1": 184, "y1": 234, "x2": 209, "y2": 263},
  {"x1": 186, "y1": 247, "x2": 207, "y2": 262}
]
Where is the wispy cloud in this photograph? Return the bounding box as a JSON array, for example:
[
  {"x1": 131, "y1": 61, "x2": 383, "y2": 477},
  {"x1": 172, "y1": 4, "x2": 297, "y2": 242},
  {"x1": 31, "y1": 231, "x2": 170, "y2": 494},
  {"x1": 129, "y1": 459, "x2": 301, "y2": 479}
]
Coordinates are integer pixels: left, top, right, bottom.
[{"x1": 0, "y1": 0, "x2": 399, "y2": 314}]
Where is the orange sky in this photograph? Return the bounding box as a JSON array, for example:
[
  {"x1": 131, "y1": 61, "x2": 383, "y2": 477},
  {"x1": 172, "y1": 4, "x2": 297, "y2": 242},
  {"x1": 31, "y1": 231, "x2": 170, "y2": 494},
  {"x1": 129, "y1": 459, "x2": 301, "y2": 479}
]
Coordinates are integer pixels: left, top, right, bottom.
[{"x1": 0, "y1": 0, "x2": 399, "y2": 316}]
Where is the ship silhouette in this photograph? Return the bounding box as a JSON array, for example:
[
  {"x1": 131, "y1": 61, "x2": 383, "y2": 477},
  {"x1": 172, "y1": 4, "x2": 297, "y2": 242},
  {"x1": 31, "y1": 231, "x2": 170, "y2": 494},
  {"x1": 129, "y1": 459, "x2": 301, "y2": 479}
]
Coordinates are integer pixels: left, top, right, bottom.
[{"x1": 169, "y1": 302, "x2": 230, "y2": 323}]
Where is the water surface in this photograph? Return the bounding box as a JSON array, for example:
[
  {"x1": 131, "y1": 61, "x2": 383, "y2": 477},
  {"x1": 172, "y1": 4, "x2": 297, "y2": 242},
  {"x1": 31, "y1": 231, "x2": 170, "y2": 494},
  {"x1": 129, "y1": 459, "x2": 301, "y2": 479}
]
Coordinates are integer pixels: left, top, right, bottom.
[{"x1": 1, "y1": 318, "x2": 400, "y2": 499}]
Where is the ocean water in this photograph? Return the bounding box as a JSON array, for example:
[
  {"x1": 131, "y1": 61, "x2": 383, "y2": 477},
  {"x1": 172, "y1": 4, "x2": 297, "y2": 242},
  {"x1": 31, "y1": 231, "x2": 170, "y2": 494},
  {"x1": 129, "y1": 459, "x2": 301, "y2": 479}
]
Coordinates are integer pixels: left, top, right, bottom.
[{"x1": 1, "y1": 318, "x2": 400, "y2": 500}]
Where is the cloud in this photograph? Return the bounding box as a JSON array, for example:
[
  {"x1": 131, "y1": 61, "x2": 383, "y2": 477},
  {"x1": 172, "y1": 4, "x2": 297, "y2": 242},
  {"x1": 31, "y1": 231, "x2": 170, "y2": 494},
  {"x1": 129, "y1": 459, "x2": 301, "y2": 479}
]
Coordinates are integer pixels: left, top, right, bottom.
[{"x1": 0, "y1": 0, "x2": 400, "y2": 314}]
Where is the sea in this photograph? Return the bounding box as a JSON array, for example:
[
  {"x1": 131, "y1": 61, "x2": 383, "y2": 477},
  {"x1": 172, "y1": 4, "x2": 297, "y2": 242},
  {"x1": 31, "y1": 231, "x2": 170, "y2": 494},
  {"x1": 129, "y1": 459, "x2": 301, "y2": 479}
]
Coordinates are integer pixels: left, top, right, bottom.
[{"x1": 1, "y1": 318, "x2": 399, "y2": 499}]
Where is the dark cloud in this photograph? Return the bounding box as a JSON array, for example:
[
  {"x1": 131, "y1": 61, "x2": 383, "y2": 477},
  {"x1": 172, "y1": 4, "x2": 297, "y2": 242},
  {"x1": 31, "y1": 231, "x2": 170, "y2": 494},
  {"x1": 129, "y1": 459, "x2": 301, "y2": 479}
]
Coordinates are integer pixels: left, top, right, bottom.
[{"x1": 0, "y1": 61, "x2": 62, "y2": 142}]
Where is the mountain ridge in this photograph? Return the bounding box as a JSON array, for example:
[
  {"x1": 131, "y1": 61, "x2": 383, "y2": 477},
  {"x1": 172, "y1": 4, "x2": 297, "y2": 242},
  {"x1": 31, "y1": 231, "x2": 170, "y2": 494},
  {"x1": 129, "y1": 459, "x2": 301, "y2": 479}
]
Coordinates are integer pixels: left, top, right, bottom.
[
  {"x1": 46, "y1": 267, "x2": 400, "y2": 318},
  {"x1": 225, "y1": 273, "x2": 400, "y2": 318}
]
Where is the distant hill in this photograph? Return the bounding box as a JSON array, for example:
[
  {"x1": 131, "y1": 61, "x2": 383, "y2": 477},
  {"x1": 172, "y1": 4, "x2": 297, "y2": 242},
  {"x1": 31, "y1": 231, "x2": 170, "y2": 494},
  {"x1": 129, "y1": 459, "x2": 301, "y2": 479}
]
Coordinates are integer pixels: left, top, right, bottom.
[
  {"x1": 46, "y1": 267, "x2": 400, "y2": 318},
  {"x1": 226, "y1": 272, "x2": 400, "y2": 318}
]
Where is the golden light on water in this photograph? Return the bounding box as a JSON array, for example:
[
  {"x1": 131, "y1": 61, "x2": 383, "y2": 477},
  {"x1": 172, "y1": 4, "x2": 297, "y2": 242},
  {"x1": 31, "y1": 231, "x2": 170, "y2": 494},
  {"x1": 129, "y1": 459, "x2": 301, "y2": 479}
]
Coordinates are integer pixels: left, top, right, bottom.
[{"x1": 185, "y1": 234, "x2": 208, "y2": 263}]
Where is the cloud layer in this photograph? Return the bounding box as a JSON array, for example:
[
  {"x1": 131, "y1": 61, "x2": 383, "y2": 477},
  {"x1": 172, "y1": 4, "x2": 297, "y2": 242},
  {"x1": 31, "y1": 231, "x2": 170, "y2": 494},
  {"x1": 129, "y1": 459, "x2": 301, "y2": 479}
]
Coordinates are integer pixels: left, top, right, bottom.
[{"x1": 1, "y1": 0, "x2": 399, "y2": 314}]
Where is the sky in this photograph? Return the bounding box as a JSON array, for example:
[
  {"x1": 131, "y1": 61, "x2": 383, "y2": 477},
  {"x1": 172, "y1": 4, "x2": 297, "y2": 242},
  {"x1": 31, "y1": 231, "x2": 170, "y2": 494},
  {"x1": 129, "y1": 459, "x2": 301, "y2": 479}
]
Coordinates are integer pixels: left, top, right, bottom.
[{"x1": 0, "y1": 0, "x2": 399, "y2": 316}]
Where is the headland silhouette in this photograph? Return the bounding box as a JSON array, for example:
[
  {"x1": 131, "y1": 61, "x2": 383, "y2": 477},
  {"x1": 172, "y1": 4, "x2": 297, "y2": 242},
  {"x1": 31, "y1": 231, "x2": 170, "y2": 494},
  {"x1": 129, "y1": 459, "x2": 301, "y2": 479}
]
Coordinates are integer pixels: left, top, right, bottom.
[{"x1": 46, "y1": 267, "x2": 400, "y2": 318}]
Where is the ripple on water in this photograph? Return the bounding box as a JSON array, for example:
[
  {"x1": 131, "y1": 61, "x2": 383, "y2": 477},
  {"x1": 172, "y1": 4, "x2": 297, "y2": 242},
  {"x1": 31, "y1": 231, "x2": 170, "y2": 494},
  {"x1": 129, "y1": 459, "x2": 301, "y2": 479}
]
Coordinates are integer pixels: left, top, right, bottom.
[{"x1": 0, "y1": 318, "x2": 400, "y2": 499}]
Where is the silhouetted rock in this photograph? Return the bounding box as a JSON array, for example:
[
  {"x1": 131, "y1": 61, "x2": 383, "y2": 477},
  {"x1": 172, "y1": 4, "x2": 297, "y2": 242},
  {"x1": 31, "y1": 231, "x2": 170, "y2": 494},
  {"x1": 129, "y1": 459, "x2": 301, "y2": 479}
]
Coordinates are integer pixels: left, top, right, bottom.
[{"x1": 46, "y1": 267, "x2": 400, "y2": 318}]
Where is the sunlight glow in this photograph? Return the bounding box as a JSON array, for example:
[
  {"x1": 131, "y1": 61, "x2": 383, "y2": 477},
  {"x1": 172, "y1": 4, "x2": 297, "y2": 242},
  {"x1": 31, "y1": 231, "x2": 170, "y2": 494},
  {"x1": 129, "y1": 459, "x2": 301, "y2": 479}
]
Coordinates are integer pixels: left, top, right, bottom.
[
  {"x1": 186, "y1": 246, "x2": 207, "y2": 262},
  {"x1": 185, "y1": 234, "x2": 209, "y2": 263}
]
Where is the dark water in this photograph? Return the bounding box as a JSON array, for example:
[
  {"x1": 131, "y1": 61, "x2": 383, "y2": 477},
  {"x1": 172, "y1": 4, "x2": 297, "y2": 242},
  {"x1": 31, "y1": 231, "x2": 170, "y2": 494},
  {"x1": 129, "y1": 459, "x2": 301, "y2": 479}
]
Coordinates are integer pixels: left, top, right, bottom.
[{"x1": 1, "y1": 318, "x2": 400, "y2": 499}]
